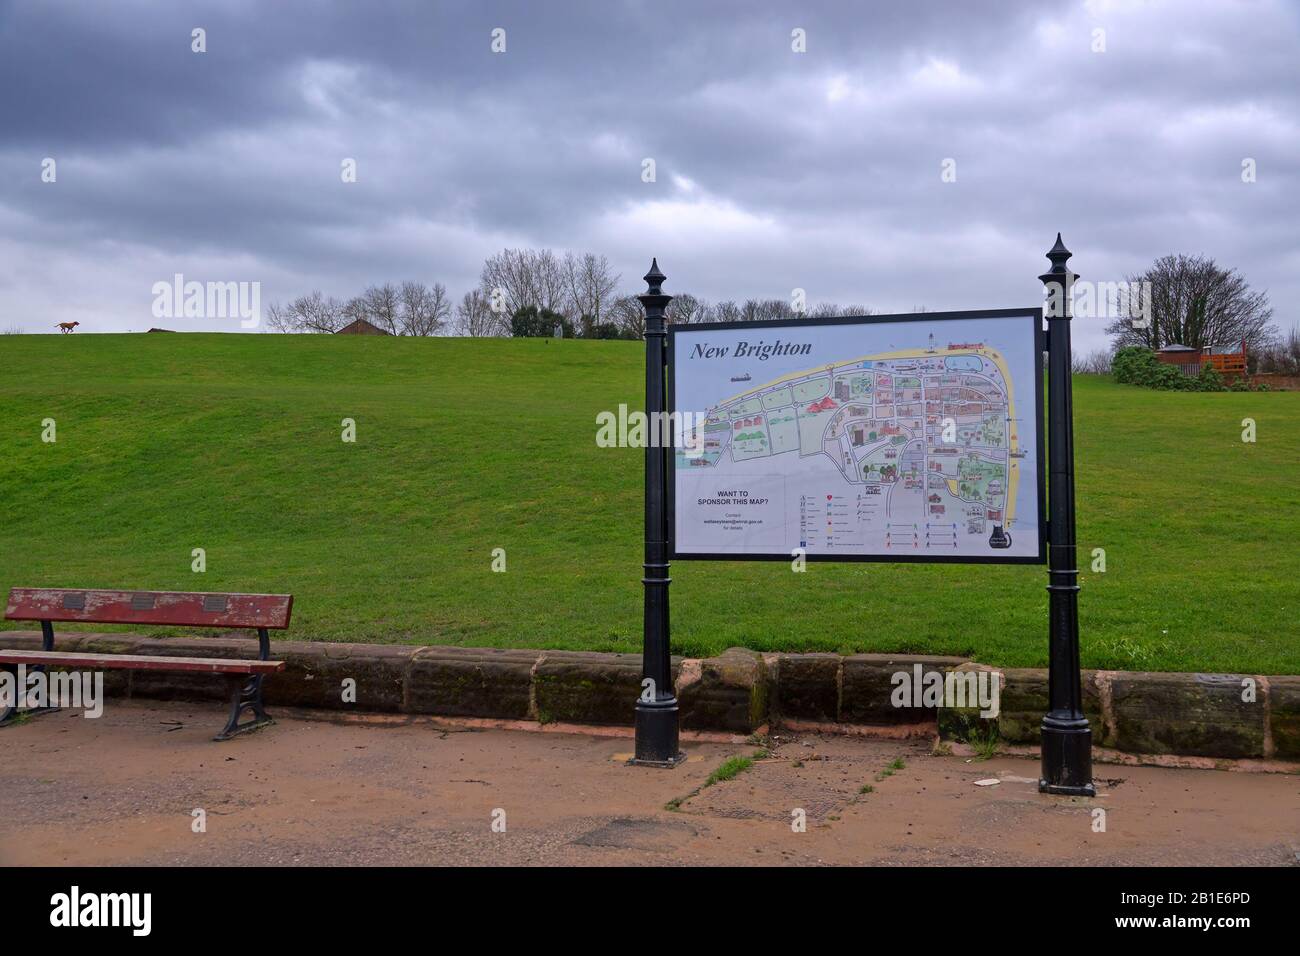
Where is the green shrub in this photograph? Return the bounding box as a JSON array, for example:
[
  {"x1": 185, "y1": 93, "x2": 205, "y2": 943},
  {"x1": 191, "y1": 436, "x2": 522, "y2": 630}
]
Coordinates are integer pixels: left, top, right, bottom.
[
  {"x1": 510, "y1": 306, "x2": 574, "y2": 338},
  {"x1": 586, "y1": 321, "x2": 637, "y2": 340},
  {"x1": 1154, "y1": 363, "x2": 1192, "y2": 390},
  {"x1": 1112, "y1": 346, "x2": 1161, "y2": 386},
  {"x1": 1193, "y1": 361, "x2": 1225, "y2": 392},
  {"x1": 1112, "y1": 346, "x2": 1226, "y2": 392}
]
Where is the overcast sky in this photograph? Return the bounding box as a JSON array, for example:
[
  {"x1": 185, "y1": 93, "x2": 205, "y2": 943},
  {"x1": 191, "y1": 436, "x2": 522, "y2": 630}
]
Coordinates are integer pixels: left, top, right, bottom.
[{"x1": 1, "y1": 0, "x2": 1296, "y2": 352}]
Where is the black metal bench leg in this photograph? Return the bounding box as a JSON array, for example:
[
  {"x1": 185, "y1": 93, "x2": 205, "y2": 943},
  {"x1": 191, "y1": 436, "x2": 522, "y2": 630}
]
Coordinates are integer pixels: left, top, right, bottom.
[
  {"x1": 0, "y1": 663, "x2": 17, "y2": 726},
  {"x1": 214, "y1": 673, "x2": 273, "y2": 741},
  {"x1": 0, "y1": 662, "x2": 61, "y2": 728}
]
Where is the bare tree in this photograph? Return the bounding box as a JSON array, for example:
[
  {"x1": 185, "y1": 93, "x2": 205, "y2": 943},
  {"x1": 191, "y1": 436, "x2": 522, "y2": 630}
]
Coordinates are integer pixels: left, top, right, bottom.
[
  {"x1": 304, "y1": 292, "x2": 347, "y2": 333},
  {"x1": 359, "y1": 283, "x2": 401, "y2": 335},
  {"x1": 609, "y1": 294, "x2": 645, "y2": 339},
  {"x1": 397, "y1": 280, "x2": 450, "y2": 336},
  {"x1": 1106, "y1": 254, "x2": 1274, "y2": 353},
  {"x1": 480, "y1": 248, "x2": 568, "y2": 318},
  {"x1": 455, "y1": 290, "x2": 499, "y2": 337},
  {"x1": 740, "y1": 299, "x2": 794, "y2": 322},
  {"x1": 562, "y1": 252, "x2": 619, "y2": 333},
  {"x1": 340, "y1": 295, "x2": 369, "y2": 328},
  {"x1": 1072, "y1": 348, "x2": 1113, "y2": 374},
  {"x1": 809, "y1": 303, "x2": 876, "y2": 318},
  {"x1": 712, "y1": 300, "x2": 742, "y2": 323},
  {"x1": 1256, "y1": 325, "x2": 1300, "y2": 375},
  {"x1": 666, "y1": 293, "x2": 711, "y2": 325},
  {"x1": 266, "y1": 291, "x2": 346, "y2": 333},
  {"x1": 266, "y1": 301, "x2": 294, "y2": 332}
]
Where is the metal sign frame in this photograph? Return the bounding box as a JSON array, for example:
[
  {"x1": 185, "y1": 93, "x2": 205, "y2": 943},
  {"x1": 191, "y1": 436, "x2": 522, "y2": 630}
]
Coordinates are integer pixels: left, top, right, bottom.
[{"x1": 633, "y1": 237, "x2": 1094, "y2": 796}]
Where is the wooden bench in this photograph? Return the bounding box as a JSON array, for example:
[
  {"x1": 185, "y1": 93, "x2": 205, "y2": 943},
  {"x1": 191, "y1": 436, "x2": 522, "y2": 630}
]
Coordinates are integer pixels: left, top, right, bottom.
[{"x1": 2, "y1": 588, "x2": 292, "y2": 741}]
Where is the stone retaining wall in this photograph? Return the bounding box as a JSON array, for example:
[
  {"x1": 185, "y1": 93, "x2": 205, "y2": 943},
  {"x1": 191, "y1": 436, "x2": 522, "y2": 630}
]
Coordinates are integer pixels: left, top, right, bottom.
[{"x1": 3, "y1": 631, "x2": 1296, "y2": 763}]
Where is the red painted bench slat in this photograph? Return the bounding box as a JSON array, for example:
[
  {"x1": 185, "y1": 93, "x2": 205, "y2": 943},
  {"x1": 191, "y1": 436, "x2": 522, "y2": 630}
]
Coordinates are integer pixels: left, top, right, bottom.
[
  {"x1": 0, "y1": 649, "x2": 285, "y2": 675},
  {"x1": 4, "y1": 588, "x2": 292, "y2": 630}
]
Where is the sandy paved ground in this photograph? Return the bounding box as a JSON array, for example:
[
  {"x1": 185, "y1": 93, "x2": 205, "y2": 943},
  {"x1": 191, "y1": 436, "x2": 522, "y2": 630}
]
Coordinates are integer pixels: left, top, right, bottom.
[{"x1": 1, "y1": 700, "x2": 1296, "y2": 866}]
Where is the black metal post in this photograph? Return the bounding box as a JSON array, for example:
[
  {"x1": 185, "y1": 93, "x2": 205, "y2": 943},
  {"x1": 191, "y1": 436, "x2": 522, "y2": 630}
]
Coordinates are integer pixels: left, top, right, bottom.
[
  {"x1": 631, "y1": 259, "x2": 684, "y2": 767},
  {"x1": 1039, "y1": 234, "x2": 1095, "y2": 797}
]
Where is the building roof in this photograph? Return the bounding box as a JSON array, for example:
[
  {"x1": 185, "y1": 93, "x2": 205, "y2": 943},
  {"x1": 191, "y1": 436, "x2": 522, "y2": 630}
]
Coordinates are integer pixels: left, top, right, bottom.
[
  {"x1": 1157, "y1": 344, "x2": 1196, "y2": 352},
  {"x1": 335, "y1": 318, "x2": 391, "y2": 335}
]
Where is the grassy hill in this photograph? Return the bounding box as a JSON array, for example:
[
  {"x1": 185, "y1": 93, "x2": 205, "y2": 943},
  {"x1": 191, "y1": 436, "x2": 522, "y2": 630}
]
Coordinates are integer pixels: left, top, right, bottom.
[{"x1": 1, "y1": 333, "x2": 1296, "y2": 674}]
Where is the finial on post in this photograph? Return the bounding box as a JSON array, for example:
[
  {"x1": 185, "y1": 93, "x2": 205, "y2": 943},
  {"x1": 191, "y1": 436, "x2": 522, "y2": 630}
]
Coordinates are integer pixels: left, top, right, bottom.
[
  {"x1": 1045, "y1": 232, "x2": 1070, "y2": 265},
  {"x1": 639, "y1": 258, "x2": 672, "y2": 318},
  {"x1": 1040, "y1": 233, "x2": 1076, "y2": 277},
  {"x1": 1039, "y1": 233, "x2": 1078, "y2": 320},
  {"x1": 643, "y1": 258, "x2": 666, "y2": 296}
]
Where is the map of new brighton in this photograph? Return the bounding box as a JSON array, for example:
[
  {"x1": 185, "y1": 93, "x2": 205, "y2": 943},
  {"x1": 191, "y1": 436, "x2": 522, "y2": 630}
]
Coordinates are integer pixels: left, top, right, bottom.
[{"x1": 672, "y1": 318, "x2": 1041, "y2": 560}]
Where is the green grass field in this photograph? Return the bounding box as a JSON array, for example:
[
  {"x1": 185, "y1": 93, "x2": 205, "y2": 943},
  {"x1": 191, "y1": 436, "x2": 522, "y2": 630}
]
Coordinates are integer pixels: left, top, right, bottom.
[{"x1": 1, "y1": 334, "x2": 1296, "y2": 673}]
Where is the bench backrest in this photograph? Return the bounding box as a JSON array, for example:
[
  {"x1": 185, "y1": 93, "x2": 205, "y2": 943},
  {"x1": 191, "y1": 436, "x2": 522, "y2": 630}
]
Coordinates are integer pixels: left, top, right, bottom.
[{"x1": 4, "y1": 588, "x2": 293, "y2": 630}]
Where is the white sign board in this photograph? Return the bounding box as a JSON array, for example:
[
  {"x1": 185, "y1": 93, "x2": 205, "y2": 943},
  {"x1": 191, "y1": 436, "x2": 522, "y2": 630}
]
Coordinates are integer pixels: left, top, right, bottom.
[{"x1": 668, "y1": 310, "x2": 1045, "y2": 563}]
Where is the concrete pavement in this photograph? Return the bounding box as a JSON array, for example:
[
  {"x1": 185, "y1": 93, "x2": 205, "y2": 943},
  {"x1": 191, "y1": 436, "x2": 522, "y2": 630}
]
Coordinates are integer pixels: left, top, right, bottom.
[{"x1": 1, "y1": 700, "x2": 1296, "y2": 866}]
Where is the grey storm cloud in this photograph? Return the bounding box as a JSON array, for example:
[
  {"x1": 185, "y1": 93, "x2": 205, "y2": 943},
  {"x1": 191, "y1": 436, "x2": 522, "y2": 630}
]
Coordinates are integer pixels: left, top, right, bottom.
[{"x1": 0, "y1": 0, "x2": 1296, "y2": 351}]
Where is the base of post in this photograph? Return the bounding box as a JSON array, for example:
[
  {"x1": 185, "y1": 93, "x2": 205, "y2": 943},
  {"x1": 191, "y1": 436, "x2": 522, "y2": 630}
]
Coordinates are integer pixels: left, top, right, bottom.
[
  {"x1": 1038, "y1": 780, "x2": 1096, "y2": 797},
  {"x1": 627, "y1": 753, "x2": 686, "y2": 769},
  {"x1": 632, "y1": 698, "x2": 682, "y2": 768},
  {"x1": 1039, "y1": 719, "x2": 1095, "y2": 797}
]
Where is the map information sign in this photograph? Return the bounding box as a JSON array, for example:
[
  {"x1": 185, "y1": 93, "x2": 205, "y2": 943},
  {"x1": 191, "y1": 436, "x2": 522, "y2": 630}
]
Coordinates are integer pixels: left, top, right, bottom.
[{"x1": 668, "y1": 310, "x2": 1045, "y2": 563}]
